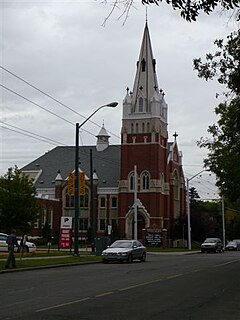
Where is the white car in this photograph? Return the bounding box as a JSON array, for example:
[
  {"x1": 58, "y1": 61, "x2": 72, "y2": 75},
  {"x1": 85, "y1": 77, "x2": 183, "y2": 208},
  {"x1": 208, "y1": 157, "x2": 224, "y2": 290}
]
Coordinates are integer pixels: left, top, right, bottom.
[
  {"x1": 101, "y1": 240, "x2": 146, "y2": 263},
  {"x1": 0, "y1": 233, "x2": 37, "y2": 253}
]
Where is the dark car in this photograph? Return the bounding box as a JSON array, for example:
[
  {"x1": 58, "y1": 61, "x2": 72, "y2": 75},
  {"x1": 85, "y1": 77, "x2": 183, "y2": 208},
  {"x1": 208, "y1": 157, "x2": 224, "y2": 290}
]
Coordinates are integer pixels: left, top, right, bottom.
[
  {"x1": 101, "y1": 240, "x2": 146, "y2": 263},
  {"x1": 225, "y1": 241, "x2": 240, "y2": 251},
  {"x1": 201, "y1": 238, "x2": 224, "y2": 253}
]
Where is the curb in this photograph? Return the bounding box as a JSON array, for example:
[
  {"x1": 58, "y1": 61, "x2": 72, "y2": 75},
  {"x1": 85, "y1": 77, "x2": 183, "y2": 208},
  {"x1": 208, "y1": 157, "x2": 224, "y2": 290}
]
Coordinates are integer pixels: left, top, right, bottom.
[{"x1": 0, "y1": 260, "x2": 101, "y2": 274}]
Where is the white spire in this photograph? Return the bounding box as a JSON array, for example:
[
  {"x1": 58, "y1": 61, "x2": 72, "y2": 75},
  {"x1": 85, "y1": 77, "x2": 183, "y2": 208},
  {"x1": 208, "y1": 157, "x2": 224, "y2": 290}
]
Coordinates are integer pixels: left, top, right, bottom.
[{"x1": 132, "y1": 22, "x2": 159, "y2": 112}]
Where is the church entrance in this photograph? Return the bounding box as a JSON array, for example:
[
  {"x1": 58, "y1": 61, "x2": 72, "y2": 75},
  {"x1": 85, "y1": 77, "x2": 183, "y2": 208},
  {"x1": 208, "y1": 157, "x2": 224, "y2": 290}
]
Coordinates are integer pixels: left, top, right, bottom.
[{"x1": 125, "y1": 201, "x2": 150, "y2": 240}]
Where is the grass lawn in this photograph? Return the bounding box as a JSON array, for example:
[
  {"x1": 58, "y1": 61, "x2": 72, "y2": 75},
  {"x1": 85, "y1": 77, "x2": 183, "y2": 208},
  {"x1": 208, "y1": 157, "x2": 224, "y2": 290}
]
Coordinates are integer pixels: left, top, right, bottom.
[{"x1": 0, "y1": 251, "x2": 101, "y2": 271}]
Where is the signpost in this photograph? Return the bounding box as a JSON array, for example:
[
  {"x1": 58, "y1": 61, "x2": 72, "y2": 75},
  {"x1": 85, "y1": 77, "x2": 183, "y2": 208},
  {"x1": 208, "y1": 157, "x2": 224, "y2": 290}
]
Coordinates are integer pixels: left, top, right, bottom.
[
  {"x1": 145, "y1": 229, "x2": 162, "y2": 246},
  {"x1": 60, "y1": 217, "x2": 73, "y2": 250}
]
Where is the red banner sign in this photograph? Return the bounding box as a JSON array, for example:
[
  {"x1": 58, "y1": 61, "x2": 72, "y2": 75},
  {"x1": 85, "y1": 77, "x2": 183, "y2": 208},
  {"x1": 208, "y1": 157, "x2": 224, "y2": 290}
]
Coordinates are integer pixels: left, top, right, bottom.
[{"x1": 60, "y1": 228, "x2": 72, "y2": 249}]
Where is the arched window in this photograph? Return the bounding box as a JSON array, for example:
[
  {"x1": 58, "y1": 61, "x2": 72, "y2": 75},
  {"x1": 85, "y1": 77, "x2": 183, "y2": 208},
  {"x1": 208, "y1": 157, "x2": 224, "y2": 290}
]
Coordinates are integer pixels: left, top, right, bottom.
[
  {"x1": 142, "y1": 123, "x2": 145, "y2": 133},
  {"x1": 129, "y1": 172, "x2": 136, "y2": 191},
  {"x1": 131, "y1": 123, "x2": 134, "y2": 133},
  {"x1": 139, "y1": 97, "x2": 143, "y2": 112},
  {"x1": 147, "y1": 122, "x2": 150, "y2": 132},
  {"x1": 136, "y1": 123, "x2": 139, "y2": 133},
  {"x1": 142, "y1": 171, "x2": 150, "y2": 190}
]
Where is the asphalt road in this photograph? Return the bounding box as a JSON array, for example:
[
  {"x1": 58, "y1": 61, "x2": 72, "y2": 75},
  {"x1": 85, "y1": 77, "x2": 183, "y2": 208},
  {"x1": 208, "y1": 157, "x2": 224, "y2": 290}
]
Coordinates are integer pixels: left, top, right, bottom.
[{"x1": 1, "y1": 251, "x2": 240, "y2": 320}]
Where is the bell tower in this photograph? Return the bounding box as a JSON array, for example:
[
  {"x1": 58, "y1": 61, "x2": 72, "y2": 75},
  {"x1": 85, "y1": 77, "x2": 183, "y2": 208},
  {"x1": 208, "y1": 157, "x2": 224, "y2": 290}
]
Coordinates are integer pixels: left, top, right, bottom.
[{"x1": 118, "y1": 22, "x2": 170, "y2": 239}]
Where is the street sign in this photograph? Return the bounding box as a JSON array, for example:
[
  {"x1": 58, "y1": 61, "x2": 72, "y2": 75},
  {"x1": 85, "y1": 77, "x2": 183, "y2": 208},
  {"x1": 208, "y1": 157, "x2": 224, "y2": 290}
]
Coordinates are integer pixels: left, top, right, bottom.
[
  {"x1": 60, "y1": 217, "x2": 73, "y2": 250},
  {"x1": 60, "y1": 217, "x2": 73, "y2": 229}
]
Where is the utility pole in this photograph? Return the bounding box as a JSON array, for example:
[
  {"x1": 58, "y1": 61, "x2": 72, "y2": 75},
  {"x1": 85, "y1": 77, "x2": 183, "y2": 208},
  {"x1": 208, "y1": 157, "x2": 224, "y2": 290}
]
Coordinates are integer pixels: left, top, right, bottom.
[
  {"x1": 73, "y1": 102, "x2": 118, "y2": 256},
  {"x1": 186, "y1": 169, "x2": 207, "y2": 251},
  {"x1": 222, "y1": 196, "x2": 226, "y2": 248},
  {"x1": 134, "y1": 165, "x2": 138, "y2": 240}
]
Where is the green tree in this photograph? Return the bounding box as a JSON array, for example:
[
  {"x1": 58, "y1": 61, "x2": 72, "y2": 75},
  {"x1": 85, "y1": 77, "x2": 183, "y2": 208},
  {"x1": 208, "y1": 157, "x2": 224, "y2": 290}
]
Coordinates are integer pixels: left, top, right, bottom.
[
  {"x1": 194, "y1": 30, "x2": 240, "y2": 203},
  {"x1": 189, "y1": 187, "x2": 208, "y2": 242},
  {"x1": 0, "y1": 166, "x2": 40, "y2": 234},
  {"x1": 42, "y1": 221, "x2": 52, "y2": 242}
]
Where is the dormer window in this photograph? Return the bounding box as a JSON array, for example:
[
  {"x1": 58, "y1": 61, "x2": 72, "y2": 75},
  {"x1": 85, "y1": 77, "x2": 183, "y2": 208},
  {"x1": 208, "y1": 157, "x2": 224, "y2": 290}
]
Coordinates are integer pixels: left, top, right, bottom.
[{"x1": 141, "y1": 58, "x2": 146, "y2": 72}]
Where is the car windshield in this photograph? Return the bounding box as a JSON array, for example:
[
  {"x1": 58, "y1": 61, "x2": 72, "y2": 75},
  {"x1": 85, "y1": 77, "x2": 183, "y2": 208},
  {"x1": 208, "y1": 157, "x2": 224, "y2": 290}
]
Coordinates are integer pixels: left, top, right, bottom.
[
  {"x1": 110, "y1": 241, "x2": 132, "y2": 249},
  {"x1": 204, "y1": 239, "x2": 217, "y2": 243}
]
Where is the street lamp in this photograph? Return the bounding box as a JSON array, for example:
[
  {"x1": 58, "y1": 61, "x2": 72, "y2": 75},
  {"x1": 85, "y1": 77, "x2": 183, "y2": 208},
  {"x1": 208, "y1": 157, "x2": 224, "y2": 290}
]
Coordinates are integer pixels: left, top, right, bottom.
[
  {"x1": 186, "y1": 169, "x2": 207, "y2": 250},
  {"x1": 73, "y1": 101, "x2": 118, "y2": 256}
]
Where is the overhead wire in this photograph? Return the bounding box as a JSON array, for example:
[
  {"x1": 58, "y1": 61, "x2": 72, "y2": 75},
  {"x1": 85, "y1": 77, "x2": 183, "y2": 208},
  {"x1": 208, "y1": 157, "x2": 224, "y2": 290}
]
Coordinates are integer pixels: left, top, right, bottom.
[{"x1": 0, "y1": 65, "x2": 120, "y2": 140}]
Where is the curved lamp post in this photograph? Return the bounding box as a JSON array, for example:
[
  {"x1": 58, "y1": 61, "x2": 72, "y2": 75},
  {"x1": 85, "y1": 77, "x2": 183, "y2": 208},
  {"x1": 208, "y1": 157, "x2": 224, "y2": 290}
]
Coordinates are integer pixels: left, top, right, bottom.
[{"x1": 74, "y1": 102, "x2": 118, "y2": 256}]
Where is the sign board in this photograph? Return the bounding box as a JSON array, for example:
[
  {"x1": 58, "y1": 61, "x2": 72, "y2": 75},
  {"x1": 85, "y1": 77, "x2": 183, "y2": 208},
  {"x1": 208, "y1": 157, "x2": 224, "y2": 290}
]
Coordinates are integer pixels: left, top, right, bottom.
[
  {"x1": 60, "y1": 216, "x2": 73, "y2": 229},
  {"x1": 60, "y1": 217, "x2": 73, "y2": 249},
  {"x1": 145, "y1": 229, "x2": 162, "y2": 246},
  {"x1": 60, "y1": 229, "x2": 72, "y2": 249}
]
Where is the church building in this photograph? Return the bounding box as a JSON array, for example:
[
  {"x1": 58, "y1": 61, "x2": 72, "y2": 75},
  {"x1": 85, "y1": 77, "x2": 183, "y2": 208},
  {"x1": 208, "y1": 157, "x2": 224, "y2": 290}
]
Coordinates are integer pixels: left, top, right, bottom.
[{"x1": 21, "y1": 22, "x2": 186, "y2": 246}]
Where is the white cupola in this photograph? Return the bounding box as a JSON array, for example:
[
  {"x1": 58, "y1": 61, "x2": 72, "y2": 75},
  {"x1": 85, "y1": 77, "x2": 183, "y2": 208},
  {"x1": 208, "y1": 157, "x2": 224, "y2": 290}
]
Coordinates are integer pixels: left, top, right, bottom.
[{"x1": 96, "y1": 123, "x2": 110, "y2": 152}]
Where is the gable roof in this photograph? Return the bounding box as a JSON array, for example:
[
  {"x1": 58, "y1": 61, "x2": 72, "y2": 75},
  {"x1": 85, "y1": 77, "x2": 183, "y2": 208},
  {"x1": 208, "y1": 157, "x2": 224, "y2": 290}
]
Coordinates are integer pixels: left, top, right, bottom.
[{"x1": 21, "y1": 145, "x2": 121, "y2": 189}]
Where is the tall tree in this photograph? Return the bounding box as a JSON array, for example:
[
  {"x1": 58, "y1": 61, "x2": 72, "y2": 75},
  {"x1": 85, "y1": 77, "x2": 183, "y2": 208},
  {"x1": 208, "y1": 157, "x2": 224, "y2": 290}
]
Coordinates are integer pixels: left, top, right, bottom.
[
  {"x1": 0, "y1": 167, "x2": 40, "y2": 234},
  {"x1": 194, "y1": 30, "x2": 240, "y2": 202}
]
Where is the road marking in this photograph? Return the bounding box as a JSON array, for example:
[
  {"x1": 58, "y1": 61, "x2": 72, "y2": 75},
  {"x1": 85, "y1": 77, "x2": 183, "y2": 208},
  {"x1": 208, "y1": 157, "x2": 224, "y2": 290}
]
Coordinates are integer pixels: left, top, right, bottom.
[
  {"x1": 119, "y1": 279, "x2": 163, "y2": 291},
  {"x1": 36, "y1": 297, "x2": 91, "y2": 312},
  {"x1": 212, "y1": 259, "x2": 240, "y2": 268},
  {"x1": 166, "y1": 274, "x2": 183, "y2": 279},
  {"x1": 95, "y1": 291, "x2": 114, "y2": 298}
]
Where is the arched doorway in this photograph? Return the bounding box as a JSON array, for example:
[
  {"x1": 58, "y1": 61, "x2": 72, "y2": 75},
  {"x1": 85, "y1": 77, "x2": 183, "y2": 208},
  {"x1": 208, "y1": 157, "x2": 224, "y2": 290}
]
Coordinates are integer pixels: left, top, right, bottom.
[{"x1": 125, "y1": 199, "x2": 150, "y2": 240}]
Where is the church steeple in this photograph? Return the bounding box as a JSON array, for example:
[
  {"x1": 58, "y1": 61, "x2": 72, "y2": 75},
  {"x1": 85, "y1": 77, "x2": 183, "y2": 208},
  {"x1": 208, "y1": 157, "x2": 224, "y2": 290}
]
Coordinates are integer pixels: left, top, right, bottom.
[
  {"x1": 122, "y1": 22, "x2": 168, "y2": 139},
  {"x1": 132, "y1": 22, "x2": 158, "y2": 112}
]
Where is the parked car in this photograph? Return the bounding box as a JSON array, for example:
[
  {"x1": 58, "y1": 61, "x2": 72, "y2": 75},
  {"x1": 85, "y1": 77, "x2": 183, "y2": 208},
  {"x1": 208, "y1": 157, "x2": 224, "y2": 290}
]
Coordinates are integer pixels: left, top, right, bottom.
[
  {"x1": 232, "y1": 239, "x2": 240, "y2": 245},
  {"x1": 101, "y1": 240, "x2": 146, "y2": 263},
  {"x1": 0, "y1": 233, "x2": 37, "y2": 253},
  {"x1": 201, "y1": 238, "x2": 224, "y2": 253},
  {"x1": 225, "y1": 241, "x2": 240, "y2": 251}
]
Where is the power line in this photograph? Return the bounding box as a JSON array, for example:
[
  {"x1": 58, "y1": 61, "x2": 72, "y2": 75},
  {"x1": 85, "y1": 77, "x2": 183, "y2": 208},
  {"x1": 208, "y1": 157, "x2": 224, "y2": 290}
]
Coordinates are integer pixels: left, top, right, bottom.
[
  {"x1": 1, "y1": 125, "x2": 67, "y2": 147},
  {"x1": 0, "y1": 65, "x2": 121, "y2": 140},
  {"x1": 0, "y1": 83, "x2": 75, "y2": 126}
]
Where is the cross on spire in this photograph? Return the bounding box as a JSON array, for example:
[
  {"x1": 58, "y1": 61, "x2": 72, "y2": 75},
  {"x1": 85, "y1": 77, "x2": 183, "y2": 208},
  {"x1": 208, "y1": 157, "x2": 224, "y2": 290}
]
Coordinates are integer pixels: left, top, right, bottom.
[{"x1": 173, "y1": 132, "x2": 178, "y2": 141}]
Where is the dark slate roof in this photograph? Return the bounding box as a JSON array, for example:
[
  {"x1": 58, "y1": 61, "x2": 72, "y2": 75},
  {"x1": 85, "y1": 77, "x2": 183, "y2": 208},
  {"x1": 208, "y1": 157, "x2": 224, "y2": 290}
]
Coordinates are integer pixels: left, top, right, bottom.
[{"x1": 21, "y1": 145, "x2": 121, "y2": 189}]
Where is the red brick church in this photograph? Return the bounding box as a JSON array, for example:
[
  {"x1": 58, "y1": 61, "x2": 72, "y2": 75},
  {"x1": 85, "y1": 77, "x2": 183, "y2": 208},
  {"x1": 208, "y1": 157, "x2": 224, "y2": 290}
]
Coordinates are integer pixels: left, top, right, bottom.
[{"x1": 22, "y1": 22, "x2": 186, "y2": 246}]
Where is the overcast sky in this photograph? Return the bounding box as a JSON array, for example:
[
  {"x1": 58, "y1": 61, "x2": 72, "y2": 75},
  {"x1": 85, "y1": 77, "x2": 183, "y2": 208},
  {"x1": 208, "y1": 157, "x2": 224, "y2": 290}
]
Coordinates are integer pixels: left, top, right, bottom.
[{"x1": 0, "y1": 0, "x2": 237, "y2": 199}]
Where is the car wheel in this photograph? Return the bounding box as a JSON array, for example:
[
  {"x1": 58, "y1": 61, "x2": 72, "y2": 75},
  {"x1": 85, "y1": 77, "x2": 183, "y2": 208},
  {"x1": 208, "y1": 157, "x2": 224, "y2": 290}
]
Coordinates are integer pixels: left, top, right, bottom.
[
  {"x1": 140, "y1": 252, "x2": 146, "y2": 262},
  {"x1": 127, "y1": 254, "x2": 133, "y2": 263}
]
